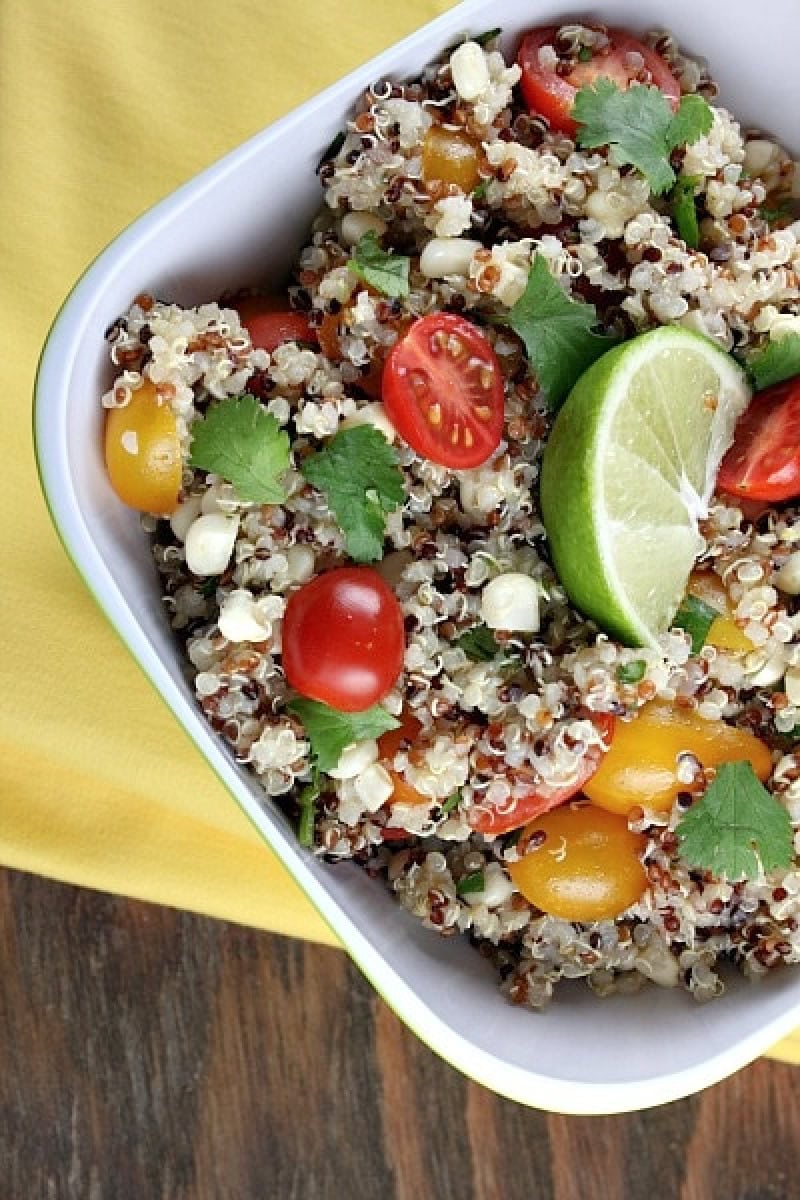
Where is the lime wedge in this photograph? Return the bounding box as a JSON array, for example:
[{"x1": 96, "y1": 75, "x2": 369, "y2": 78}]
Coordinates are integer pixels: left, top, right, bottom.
[{"x1": 539, "y1": 327, "x2": 751, "y2": 648}]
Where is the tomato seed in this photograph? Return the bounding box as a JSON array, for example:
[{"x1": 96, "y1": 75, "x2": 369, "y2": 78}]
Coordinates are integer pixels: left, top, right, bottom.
[
  {"x1": 409, "y1": 370, "x2": 429, "y2": 396},
  {"x1": 474, "y1": 405, "x2": 493, "y2": 421},
  {"x1": 464, "y1": 428, "x2": 474, "y2": 448},
  {"x1": 428, "y1": 403, "x2": 442, "y2": 426},
  {"x1": 446, "y1": 334, "x2": 465, "y2": 360}
]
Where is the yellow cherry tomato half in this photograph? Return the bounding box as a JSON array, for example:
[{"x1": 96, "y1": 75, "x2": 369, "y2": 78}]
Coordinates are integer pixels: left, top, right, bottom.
[
  {"x1": 421, "y1": 125, "x2": 482, "y2": 192},
  {"x1": 104, "y1": 381, "x2": 181, "y2": 515},
  {"x1": 509, "y1": 803, "x2": 648, "y2": 922},
  {"x1": 686, "y1": 570, "x2": 753, "y2": 654},
  {"x1": 583, "y1": 701, "x2": 772, "y2": 816}
]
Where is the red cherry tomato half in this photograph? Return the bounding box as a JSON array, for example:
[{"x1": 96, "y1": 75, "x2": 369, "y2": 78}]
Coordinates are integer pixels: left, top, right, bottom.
[
  {"x1": 717, "y1": 378, "x2": 800, "y2": 503},
  {"x1": 517, "y1": 27, "x2": 681, "y2": 136},
  {"x1": 282, "y1": 567, "x2": 405, "y2": 713},
  {"x1": 234, "y1": 296, "x2": 316, "y2": 353},
  {"x1": 468, "y1": 713, "x2": 615, "y2": 836},
  {"x1": 382, "y1": 313, "x2": 504, "y2": 469}
]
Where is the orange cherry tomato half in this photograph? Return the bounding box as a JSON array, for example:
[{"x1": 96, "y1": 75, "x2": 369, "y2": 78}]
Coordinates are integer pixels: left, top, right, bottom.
[
  {"x1": 387, "y1": 772, "x2": 430, "y2": 807},
  {"x1": 282, "y1": 567, "x2": 405, "y2": 713},
  {"x1": 583, "y1": 701, "x2": 772, "y2": 816},
  {"x1": 716, "y1": 378, "x2": 800, "y2": 503},
  {"x1": 469, "y1": 713, "x2": 615, "y2": 836},
  {"x1": 104, "y1": 380, "x2": 181, "y2": 515},
  {"x1": 382, "y1": 313, "x2": 504, "y2": 469},
  {"x1": 234, "y1": 295, "x2": 316, "y2": 353},
  {"x1": 509, "y1": 802, "x2": 648, "y2": 922},
  {"x1": 517, "y1": 26, "x2": 680, "y2": 136},
  {"x1": 686, "y1": 570, "x2": 752, "y2": 654},
  {"x1": 378, "y1": 709, "x2": 423, "y2": 762},
  {"x1": 421, "y1": 125, "x2": 482, "y2": 192}
]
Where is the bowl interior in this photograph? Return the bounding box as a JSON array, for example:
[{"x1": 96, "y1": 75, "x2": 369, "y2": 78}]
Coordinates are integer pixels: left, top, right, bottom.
[{"x1": 36, "y1": 0, "x2": 800, "y2": 1112}]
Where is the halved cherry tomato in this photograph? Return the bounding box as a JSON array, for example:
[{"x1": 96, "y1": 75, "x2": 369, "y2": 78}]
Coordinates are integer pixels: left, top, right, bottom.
[
  {"x1": 583, "y1": 701, "x2": 772, "y2": 815},
  {"x1": 717, "y1": 378, "x2": 800, "y2": 502},
  {"x1": 509, "y1": 802, "x2": 648, "y2": 921},
  {"x1": 382, "y1": 313, "x2": 504, "y2": 469},
  {"x1": 104, "y1": 380, "x2": 181, "y2": 515},
  {"x1": 422, "y1": 125, "x2": 482, "y2": 192},
  {"x1": 469, "y1": 713, "x2": 615, "y2": 836},
  {"x1": 282, "y1": 567, "x2": 405, "y2": 712},
  {"x1": 517, "y1": 26, "x2": 680, "y2": 136},
  {"x1": 234, "y1": 295, "x2": 316, "y2": 353}
]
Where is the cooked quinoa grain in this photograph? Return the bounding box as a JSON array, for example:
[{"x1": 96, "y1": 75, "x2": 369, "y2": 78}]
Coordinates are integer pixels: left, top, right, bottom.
[{"x1": 103, "y1": 23, "x2": 800, "y2": 1009}]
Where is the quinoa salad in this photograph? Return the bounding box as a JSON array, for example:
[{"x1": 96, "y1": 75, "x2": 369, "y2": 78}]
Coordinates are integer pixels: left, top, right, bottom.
[{"x1": 101, "y1": 22, "x2": 800, "y2": 1009}]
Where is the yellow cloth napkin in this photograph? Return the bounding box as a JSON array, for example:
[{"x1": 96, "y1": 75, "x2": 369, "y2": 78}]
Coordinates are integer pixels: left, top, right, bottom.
[{"x1": 3, "y1": 0, "x2": 797, "y2": 1062}]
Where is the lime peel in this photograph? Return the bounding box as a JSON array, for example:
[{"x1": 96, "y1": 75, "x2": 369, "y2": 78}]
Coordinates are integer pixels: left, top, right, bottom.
[{"x1": 540, "y1": 327, "x2": 751, "y2": 648}]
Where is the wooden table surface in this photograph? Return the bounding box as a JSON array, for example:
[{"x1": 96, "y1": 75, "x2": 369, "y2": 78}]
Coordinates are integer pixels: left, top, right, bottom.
[{"x1": 2, "y1": 868, "x2": 798, "y2": 1200}]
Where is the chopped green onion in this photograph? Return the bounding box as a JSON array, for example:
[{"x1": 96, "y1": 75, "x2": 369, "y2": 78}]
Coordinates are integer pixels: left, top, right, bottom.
[
  {"x1": 472, "y1": 179, "x2": 489, "y2": 201},
  {"x1": 578, "y1": 46, "x2": 593, "y2": 62},
  {"x1": 297, "y1": 777, "x2": 321, "y2": 847},
  {"x1": 440, "y1": 790, "x2": 461, "y2": 815},
  {"x1": 317, "y1": 130, "x2": 346, "y2": 170},
  {"x1": 199, "y1": 575, "x2": 220, "y2": 598},
  {"x1": 671, "y1": 174, "x2": 701, "y2": 249},
  {"x1": 673, "y1": 594, "x2": 720, "y2": 654},
  {"x1": 617, "y1": 659, "x2": 647, "y2": 684},
  {"x1": 456, "y1": 870, "x2": 485, "y2": 896}
]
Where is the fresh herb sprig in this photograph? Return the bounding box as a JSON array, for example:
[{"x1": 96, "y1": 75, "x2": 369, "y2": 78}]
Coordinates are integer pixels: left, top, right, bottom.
[
  {"x1": 573, "y1": 80, "x2": 713, "y2": 195},
  {"x1": 188, "y1": 394, "x2": 291, "y2": 503},
  {"x1": 300, "y1": 425, "x2": 405, "y2": 562},
  {"x1": 676, "y1": 761, "x2": 793, "y2": 880},
  {"x1": 347, "y1": 230, "x2": 410, "y2": 299},
  {"x1": 288, "y1": 697, "x2": 399, "y2": 774},
  {"x1": 499, "y1": 254, "x2": 617, "y2": 407}
]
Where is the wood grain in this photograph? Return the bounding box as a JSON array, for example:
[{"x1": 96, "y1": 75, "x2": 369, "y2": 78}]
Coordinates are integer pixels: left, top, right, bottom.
[{"x1": 1, "y1": 868, "x2": 798, "y2": 1200}]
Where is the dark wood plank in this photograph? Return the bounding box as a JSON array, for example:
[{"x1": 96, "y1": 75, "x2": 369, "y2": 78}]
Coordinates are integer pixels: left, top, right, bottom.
[{"x1": 0, "y1": 868, "x2": 798, "y2": 1200}]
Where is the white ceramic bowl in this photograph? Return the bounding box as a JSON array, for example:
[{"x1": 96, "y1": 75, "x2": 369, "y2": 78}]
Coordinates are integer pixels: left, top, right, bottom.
[{"x1": 35, "y1": 0, "x2": 800, "y2": 1113}]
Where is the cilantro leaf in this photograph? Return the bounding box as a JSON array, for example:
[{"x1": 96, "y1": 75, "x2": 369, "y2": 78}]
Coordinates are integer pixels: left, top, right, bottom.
[
  {"x1": 188, "y1": 394, "x2": 291, "y2": 503},
  {"x1": 573, "y1": 81, "x2": 713, "y2": 195},
  {"x1": 288, "y1": 697, "x2": 399, "y2": 773},
  {"x1": 347, "y1": 230, "x2": 410, "y2": 299},
  {"x1": 456, "y1": 870, "x2": 485, "y2": 896},
  {"x1": 616, "y1": 659, "x2": 646, "y2": 684},
  {"x1": 665, "y1": 94, "x2": 714, "y2": 153},
  {"x1": 455, "y1": 624, "x2": 503, "y2": 662},
  {"x1": 747, "y1": 333, "x2": 800, "y2": 391},
  {"x1": 300, "y1": 425, "x2": 405, "y2": 562},
  {"x1": 502, "y1": 254, "x2": 616, "y2": 407},
  {"x1": 672, "y1": 594, "x2": 720, "y2": 654},
  {"x1": 671, "y1": 174, "x2": 701, "y2": 249},
  {"x1": 676, "y1": 761, "x2": 793, "y2": 880}
]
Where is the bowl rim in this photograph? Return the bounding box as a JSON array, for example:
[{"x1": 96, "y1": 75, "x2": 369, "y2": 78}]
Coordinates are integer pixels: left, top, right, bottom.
[{"x1": 32, "y1": 0, "x2": 800, "y2": 1113}]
